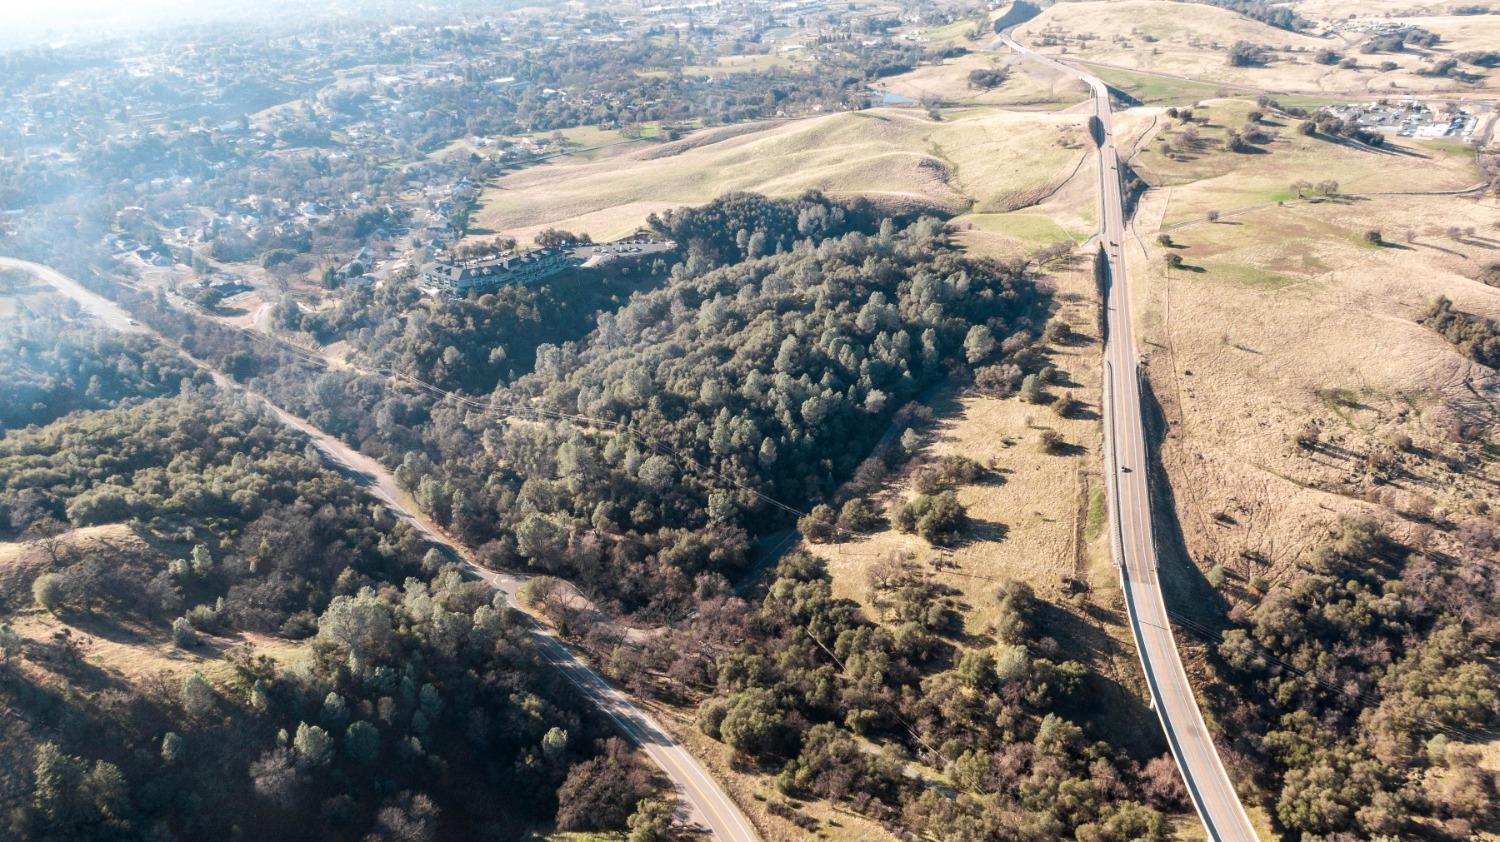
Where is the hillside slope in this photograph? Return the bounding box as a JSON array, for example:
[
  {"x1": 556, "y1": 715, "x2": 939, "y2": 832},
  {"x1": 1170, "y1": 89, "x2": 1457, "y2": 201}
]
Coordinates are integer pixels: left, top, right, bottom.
[{"x1": 473, "y1": 107, "x2": 1088, "y2": 244}]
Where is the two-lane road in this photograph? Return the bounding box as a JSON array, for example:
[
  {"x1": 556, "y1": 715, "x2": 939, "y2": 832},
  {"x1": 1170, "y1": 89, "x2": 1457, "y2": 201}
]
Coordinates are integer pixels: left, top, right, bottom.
[
  {"x1": 997, "y1": 37, "x2": 1260, "y2": 842},
  {"x1": 1, "y1": 255, "x2": 760, "y2": 842}
]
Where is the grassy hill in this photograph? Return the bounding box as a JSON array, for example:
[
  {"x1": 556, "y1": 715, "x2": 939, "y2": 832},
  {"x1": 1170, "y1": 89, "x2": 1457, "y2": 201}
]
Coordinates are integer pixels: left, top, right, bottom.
[
  {"x1": 1014, "y1": 0, "x2": 1500, "y2": 94},
  {"x1": 471, "y1": 107, "x2": 1090, "y2": 245}
]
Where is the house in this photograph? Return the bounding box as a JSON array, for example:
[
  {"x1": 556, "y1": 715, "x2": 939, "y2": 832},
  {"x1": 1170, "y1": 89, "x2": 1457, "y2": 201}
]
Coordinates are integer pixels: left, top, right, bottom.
[{"x1": 422, "y1": 247, "x2": 576, "y2": 293}]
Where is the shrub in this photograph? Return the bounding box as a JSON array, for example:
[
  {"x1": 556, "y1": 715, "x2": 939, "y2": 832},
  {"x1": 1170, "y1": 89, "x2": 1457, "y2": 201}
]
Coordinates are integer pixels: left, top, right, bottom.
[
  {"x1": 32, "y1": 573, "x2": 63, "y2": 613},
  {"x1": 891, "y1": 491, "x2": 968, "y2": 543},
  {"x1": 797, "y1": 504, "x2": 839, "y2": 543},
  {"x1": 1020, "y1": 373, "x2": 1046, "y2": 404},
  {"x1": 967, "y1": 67, "x2": 1008, "y2": 89},
  {"x1": 838, "y1": 498, "x2": 881, "y2": 532},
  {"x1": 171, "y1": 617, "x2": 200, "y2": 649},
  {"x1": 1227, "y1": 41, "x2": 1271, "y2": 67}
]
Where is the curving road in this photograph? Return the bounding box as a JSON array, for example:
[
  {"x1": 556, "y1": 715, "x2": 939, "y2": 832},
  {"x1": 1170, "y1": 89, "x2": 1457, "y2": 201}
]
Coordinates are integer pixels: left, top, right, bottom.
[
  {"x1": 997, "y1": 37, "x2": 1261, "y2": 842},
  {"x1": 1, "y1": 255, "x2": 760, "y2": 842}
]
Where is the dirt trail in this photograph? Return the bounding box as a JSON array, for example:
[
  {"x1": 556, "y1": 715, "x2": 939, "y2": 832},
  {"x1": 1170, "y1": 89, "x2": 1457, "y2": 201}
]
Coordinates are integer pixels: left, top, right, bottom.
[{"x1": 4, "y1": 255, "x2": 759, "y2": 842}]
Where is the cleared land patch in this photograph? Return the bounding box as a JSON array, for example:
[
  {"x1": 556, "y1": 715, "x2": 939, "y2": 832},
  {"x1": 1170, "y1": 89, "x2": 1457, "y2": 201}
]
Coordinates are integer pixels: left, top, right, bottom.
[{"x1": 879, "y1": 51, "x2": 1093, "y2": 109}]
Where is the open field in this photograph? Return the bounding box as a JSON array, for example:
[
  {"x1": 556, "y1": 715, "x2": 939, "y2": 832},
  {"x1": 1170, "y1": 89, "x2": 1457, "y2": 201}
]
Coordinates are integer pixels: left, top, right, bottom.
[
  {"x1": 1127, "y1": 150, "x2": 1500, "y2": 605},
  {"x1": 1, "y1": 524, "x2": 307, "y2": 688},
  {"x1": 681, "y1": 52, "x2": 802, "y2": 76},
  {"x1": 652, "y1": 705, "x2": 901, "y2": 842},
  {"x1": 1123, "y1": 98, "x2": 1484, "y2": 225},
  {"x1": 1013, "y1": 0, "x2": 1500, "y2": 94},
  {"x1": 1083, "y1": 64, "x2": 1246, "y2": 106},
  {"x1": 878, "y1": 50, "x2": 1094, "y2": 109},
  {"x1": 471, "y1": 107, "x2": 1090, "y2": 245},
  {"x1": 956, "y1": 210, "x2": 1092, "y2": 249}
]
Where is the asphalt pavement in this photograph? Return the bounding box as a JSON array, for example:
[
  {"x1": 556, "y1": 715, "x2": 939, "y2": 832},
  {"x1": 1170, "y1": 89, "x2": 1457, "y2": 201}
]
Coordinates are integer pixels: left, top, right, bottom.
[
  {"x1": 997, "y1": 36, "x2": 1261, "y2": 842},
  {"x1": 5, "y1": 255, "x2": 761, "y2": 842}
]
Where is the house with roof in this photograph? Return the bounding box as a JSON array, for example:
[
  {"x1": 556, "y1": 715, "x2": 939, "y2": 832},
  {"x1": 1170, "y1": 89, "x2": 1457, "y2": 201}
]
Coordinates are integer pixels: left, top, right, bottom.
[{"x1": 421, "y1": 247, "x2": 576, "y2": 293}]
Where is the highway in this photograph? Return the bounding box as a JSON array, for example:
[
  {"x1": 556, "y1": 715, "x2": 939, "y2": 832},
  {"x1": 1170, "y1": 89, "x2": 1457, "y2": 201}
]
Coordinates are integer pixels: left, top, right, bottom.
[
  {"x1": 2, "y1": 255, "x2": 760, "y2": 842},
  {"x1": 998, "y1": 37, "x2": 1261, "y2": 842}
]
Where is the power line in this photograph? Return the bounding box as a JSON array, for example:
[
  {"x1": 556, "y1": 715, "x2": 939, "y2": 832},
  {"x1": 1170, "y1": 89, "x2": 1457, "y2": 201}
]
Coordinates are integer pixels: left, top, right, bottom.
[{"x1": 167, "y1": 298, "x2": 983, "y2": 559}]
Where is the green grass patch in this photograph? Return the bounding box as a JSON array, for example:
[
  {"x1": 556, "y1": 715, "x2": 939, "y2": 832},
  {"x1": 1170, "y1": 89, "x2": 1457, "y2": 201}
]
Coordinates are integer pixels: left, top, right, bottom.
[
  {"x1": 683, "y1": 53, "x2": 794, "y2": 76},
  {"x1": 917, "y1": 19, "x2": 977, "y2": 43},
  {"x1": 1081, "y1": 64, "x2": 1231, "y2": 106},
  {"x1": 964, "y1": 212, "x2": 1089, "y2": 245},
  {"x1": 1196, "y1": 260, "x2": 1298, "y2": 290},
  {"x1": 1414, "y1": 138, "x2": 1476, "y2": 160},
  {"x1": 1085, "y1": 488, "x2": 1106, "y2": 541}
]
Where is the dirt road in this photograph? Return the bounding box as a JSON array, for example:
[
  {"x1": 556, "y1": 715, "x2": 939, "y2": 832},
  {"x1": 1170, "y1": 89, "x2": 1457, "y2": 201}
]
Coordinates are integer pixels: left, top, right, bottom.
[{"x1": 4, "y1": 255, "x2": 759, "y2": 842}]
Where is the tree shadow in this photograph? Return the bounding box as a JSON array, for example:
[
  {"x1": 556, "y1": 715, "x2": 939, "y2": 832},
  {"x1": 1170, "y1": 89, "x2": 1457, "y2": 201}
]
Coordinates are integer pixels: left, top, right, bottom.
[
  {"x1": 1046, "y1": 440, "x2": 1090, "y2": 458},
  {"x1": 960, "y1": 518, "x2": 1009, "y2": 546},
  {"x1": 1138, "y1": 375, "x2": 1228, "y2": 631},
  {"x1": 1032, "y1": 598, "x2": 1166, "y2": 759}
]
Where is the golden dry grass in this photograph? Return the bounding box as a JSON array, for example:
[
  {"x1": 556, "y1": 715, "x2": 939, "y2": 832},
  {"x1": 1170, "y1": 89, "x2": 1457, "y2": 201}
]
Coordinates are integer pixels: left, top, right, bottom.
[
  {"x1": 2, "y1": 524, "x2": 306, "y2": 693},
  {"x1": 1127, "y1": 98, "x2": 1483, "y2": 225},
  {"x1": 1013, "y1": 0, "x2": 1500, "y2": 95},
  {"x1": 0, "y1": 523, "x2": 139, "y2": 569},
  {"x1": 1128, "y1": 177, "x2": 1500, "y2": 591},
  {"x1": 647, "y1": 701, "x2": 900, "y2": 842},
  {"x1": 470, "y1": 107, "x2": 1089, "y2": 245},
  {"x1": 877, "y1": 51, "x2": 1093, "y2": 109},
  {"x1": 7, "y1": 610, "x2": 305, "y2": 689}
]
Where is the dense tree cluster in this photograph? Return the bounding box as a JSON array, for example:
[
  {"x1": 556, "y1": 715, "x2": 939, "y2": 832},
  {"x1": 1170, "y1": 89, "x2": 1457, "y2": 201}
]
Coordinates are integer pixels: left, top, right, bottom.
[
  {"x1": 1226, "y1": 41, "x2": 1272, "y2": 68},
  {"x1": 1193, "y1": 0, "x2": 1308, "y2": 31},
  {"x1": 300, "y1": 257, "x2": 672, "y2": 395},
  {"x1": 0, "y1": 318, "x2": 206, "y2": 431},
  {"x1": 677, "y1": 553, "x2": 1172, "y2": 841},
  {"x1": 0, "y1": 392, "x2": 425, "y2": 630},
  {"x1": 1362, "y1": 27, "x2": 1440, "y2": 53},
  {"x1": 1423, "y1": 296, "x2": 1500, "y2": 367},
  {"x1": 176, "y1": 194, "x2": 1044, "y2": 619},
  {"x1": 0, "y1": 388, "x2": 660, "y2": 840},
  {"x1": 1210, "y1": 516, "x2": 1500, "y2": 839}
]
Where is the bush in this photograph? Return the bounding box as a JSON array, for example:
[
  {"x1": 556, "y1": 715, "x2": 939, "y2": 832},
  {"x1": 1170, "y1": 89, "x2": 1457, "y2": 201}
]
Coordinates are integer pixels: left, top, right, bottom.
[
  {"x1": 1227, "y1": 41, "x2": 1271, "y2": 67},
  {"x1": 838, "y1": 498, "x2": 881, "y2": 532},
  {"x1": 967, "y1": 67, "x2": 1008, "y2": 89},
  {"x1": 171, "y1": 616, "x2": 200, "y2": 649},
  {"x1": 1020, "y1": 373, "x2": 1046, "y2": 404},
  {"x1": 718, "y1": 690, "x2": 788, "y2": 758},
  {"x1": 891, "y1": 491, "x2": 967, "y2": 543},
  {"x1": 797, "y1": 504, "x2": 839, "y2": 543},
  {"x1": 1039, "y1": 430, "x2": 1065, "y2": 454},
  {"x1": 32, "y1": 573, "x2": 63, "y2": 613}
]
